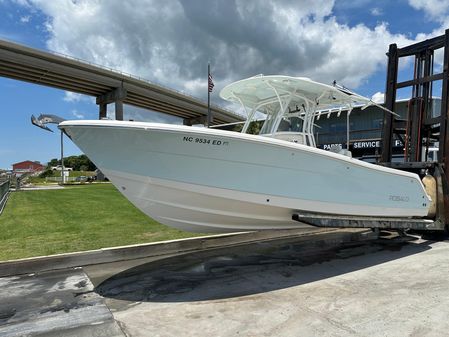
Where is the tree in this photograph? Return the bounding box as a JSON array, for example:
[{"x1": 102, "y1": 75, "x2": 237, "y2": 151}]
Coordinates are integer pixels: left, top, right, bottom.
[
  {"x1": 46, "y1": 155, "x2": 96, "y2": 171},
  {"x1": 78, "y1": 154, "x2": 96, "y2": 171},
  {"x1": 39, "y1": 168, "x2": 53, "y2": 178},
  {"x1": 47, "y1": 158, "x2": 60, "y2": 168},
  {"x1": 231, "y1": 120, "x2": 263, "y2": 134}
]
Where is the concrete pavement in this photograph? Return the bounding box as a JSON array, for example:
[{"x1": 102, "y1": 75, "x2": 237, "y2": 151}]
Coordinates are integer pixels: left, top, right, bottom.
[
  {"x1": 0, "y1": 268, "x2": 124, "y2": 337},
  {"x1": 102, "y1": 236, "x2": 449, "y2": 337},
  {"x1": 1, "y1": 230, "x2": 448, "y2": 336}
]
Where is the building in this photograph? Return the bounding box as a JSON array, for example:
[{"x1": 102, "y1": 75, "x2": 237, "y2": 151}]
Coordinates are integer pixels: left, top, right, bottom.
[
  {"x1": 12, "y1": 160, "x2": 45, "y2": 175},
  {"x1": 315, "y1": 98, "x2": 441, "y2": 162},
  {"x1": 217, "y1": 98, "x2": 441, "y2": 163}
]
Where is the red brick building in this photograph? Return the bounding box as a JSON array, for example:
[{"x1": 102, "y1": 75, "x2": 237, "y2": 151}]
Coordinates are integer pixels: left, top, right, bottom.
[{"x1": 12, "y1": 160, "x2": 45, "y2": 174}]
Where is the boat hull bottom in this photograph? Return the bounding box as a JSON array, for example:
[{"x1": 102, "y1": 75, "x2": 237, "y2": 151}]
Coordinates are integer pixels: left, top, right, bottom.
[{"x1": 102, "y1": 170, "x2": 312, "y2": 233}]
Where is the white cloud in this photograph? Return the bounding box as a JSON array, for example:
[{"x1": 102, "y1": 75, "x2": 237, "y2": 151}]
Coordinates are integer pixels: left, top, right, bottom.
[
  {"x1": 371, "y1": 92, "x2": 385, "y2": 103},
  {"x1": 370, "y1": 7, "x2": 382, "y2": 16},
  {"x1": 406, "y1": 1, "x2": 449, "y2": 70},
  {"x1": 183, "y1": 78, "x2": 207, "y2": 96},
  {"x1": 63, "y1": 91, "x2": 94, "y2": 103},
  {"x1": 20, "y1": 15, "x2": 30, "y2": 23},
  {"x1": 20, "y1": 0, "x2": 426, "y2": 104},
  {"x1": 71, "y1": 109, "x2": 85, "y2": 119},
  {"x1": 408, "y1": 0, "x2": 449, "y2": 22},
  {"x1": 63, "y1": 91, "x2": 83, "y2": 102}
]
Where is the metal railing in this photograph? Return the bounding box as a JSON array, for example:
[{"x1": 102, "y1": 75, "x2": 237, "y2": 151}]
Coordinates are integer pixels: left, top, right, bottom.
[
  {"x1": 45, "y1": 176, "x2": 91, "y2": 183},
  {"x1": 0, "y1": 179, "x2": 10, "y2": 215}
]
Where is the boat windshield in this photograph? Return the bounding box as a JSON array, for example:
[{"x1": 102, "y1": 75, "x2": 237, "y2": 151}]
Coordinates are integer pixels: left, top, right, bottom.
[
  {"x1": 259, "y1": 110, "x2": 304, "y2": 134},
  {"x1": 279, "y1": 116, "x2": 303, "y2": 132}
]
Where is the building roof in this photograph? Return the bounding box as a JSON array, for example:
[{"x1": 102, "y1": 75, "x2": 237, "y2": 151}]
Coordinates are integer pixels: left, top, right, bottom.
[{"x1": 12, "y1": 160, "x2": 43, "y2": 166}]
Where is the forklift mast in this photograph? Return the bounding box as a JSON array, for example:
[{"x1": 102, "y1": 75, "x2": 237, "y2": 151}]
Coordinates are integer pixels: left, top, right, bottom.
[{"x1": 381, "y1": 29, "x2": 449, "y2": 228}]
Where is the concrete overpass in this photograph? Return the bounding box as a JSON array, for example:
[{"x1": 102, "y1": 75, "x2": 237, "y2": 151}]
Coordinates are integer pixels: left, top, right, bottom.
[{"x1": 0, "y1": 39, "x2": 244, "y2": 125}]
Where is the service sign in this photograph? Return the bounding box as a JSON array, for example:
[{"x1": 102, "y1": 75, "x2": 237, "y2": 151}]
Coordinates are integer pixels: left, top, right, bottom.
[{"x1": 320, "y1": 139, "x2": 403, "y2": 150}]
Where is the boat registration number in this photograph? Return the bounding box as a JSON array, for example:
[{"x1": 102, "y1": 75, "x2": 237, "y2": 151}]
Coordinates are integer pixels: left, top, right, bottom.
[{"x1": 183, "y1": 136, "x2": 229, "y2": 146}]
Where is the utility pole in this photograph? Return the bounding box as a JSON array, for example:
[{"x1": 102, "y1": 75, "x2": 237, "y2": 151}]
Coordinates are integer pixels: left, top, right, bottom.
[{"x1": 60, "y1": 130, "x2": 65, "y2": 184}]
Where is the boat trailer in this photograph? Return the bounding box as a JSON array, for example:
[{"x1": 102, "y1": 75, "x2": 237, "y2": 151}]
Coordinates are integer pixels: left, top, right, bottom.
[{"x1": 292, "y1": 212, "x2": 441, "y2": 231}]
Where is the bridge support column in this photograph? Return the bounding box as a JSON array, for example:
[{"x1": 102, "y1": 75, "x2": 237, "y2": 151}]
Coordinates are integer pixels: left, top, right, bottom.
[
  {"x1": 115, "y1": 100, "x2": 124, "y2": 121},
  {"x1": 99, "y1": 103, "x2": 107, "y2": 119},
  {"x1": 96, "y1": 86, "x2": 127, "y2": 121}
]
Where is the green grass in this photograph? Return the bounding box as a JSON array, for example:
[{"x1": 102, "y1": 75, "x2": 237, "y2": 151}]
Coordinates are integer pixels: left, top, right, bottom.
[
  {"x1": 67, "y1": 170, "x2": 96, "y2": 177},
  {"x1": 0, "y1": 184, "x2": 202, "y2": 261}
]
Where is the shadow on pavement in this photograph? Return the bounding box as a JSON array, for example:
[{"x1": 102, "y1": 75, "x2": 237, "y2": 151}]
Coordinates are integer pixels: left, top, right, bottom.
[{"x1": 95, "y1": 235, "x2": 432, "y2": 303}]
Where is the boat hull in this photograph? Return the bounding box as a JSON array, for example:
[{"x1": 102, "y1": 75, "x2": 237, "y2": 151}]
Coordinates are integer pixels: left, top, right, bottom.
[
  {"x1": 60, "y1": 120, "x2": 430, "y2": 232},
  {"x1": 102, "y1": 170, "x2": 309, "y2": 232}
]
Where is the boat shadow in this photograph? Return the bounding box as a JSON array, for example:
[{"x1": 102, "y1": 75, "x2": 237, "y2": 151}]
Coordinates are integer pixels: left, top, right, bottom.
[{"x1": 95, "y1": 235, "x2": 433, "y2": 303}]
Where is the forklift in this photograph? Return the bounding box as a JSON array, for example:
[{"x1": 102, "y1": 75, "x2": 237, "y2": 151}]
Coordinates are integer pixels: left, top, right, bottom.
[{"x1": 293, "y1": 30, "x2": 449, "y2": 236}]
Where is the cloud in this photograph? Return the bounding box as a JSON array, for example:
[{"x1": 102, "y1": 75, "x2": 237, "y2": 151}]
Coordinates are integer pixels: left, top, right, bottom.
[
  {"x1": 408, "y1": 0, "x2": 449, "y2": 22},
  {"x1": 71, "y1": 109, "x2": 85, "y2": 119},
  {"x1": 406, "y1": 1, "x2": 449, "y2": 69},
  {"x1": 63, "y1": 91, "x2": 83, "y2": 102},
  {"x1": 21, "y1": 0, "x2": 422, "y2": 106},
  {"x1": 63, "y1": 91, "x2": 95, "y2": 103},
  {"x1": 20, "y1": 15, "x2": 31, "y2": 23},
  {"x1": 371, "y1": 92, "x2": 385, "y2": 103},
  {"x1": 370, "y1": 7, "x2": 382, "y2": 16}
]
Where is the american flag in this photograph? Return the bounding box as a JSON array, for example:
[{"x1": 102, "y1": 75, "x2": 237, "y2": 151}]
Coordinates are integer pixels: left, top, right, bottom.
[{"x1": 208, "y1": 74, "x2": 214, "y2": 93}]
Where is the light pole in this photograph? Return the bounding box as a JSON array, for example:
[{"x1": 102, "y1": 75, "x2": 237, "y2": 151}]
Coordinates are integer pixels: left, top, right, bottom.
[
  {"x1": 31, "y1": 114, "x2": 66, "y2": 184},
  {"x1": 60, "y1": 129, "x2": 65, "y2": 184}
]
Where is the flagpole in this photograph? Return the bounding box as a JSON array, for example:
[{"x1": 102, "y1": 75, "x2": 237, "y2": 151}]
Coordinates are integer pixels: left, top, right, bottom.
[{"x1": 207, "y1": 63, "x2": 211, "y2": 127}]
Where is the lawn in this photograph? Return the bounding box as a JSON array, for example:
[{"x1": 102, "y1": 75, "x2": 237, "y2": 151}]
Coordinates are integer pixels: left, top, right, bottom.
[{"x1": 0, "y1": 184, "x2": 202, "y2": 261}]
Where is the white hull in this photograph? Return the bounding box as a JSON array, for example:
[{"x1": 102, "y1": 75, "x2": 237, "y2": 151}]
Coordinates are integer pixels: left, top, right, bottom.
[
  {"x1": 60, "y1": 120, "x2": 430, "y2": 233},
  {"x1": 103, "y1": 170, "x2": 309, "y2": 232}
]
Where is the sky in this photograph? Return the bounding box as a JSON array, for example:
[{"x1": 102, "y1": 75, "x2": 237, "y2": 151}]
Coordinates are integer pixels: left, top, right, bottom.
[{"x1": 1, "y1": 0, "x2": 449, "y2": 169}]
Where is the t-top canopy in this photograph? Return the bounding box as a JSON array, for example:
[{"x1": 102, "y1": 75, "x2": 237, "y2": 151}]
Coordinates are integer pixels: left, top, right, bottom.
[
  {"x1": 220, "y1": 75, "x2": 372, "y2": 114},
  {"x1": 219, "y1": 75, "x2": 392, "y2": 149}
]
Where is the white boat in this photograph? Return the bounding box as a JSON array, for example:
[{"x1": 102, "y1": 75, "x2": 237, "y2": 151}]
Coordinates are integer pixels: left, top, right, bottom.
[{"x1": 59, "y1": 75, "x2": 430, "y2": 233}]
